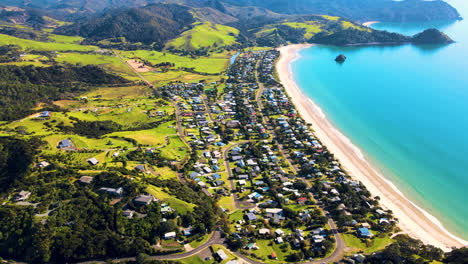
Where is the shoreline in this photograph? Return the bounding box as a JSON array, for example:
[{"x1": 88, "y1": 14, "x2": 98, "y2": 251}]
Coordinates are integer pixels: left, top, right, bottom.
[{"x1": 276, "y1": 44, "x2": 468, "y2": 251}]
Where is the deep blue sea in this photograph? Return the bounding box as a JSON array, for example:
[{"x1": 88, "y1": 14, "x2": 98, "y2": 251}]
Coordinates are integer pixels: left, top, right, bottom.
[{"x1": 293, "y1": 0, "x2": 468, "y2": 239}]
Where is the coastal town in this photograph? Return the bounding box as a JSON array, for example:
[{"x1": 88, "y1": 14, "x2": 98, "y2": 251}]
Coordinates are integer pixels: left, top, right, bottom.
[{"x1": 0, "y1": 0, "x2": 467, "y2": 262}]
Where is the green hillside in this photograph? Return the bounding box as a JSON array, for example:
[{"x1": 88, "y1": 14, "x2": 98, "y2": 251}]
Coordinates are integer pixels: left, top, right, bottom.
[{"x1": 165, "y1": 22, "x2": 239, "y2": 52}]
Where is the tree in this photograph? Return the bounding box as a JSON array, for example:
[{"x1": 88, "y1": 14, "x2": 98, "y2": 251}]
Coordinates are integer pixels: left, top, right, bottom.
[{"x1": 444, "y1": 247, "x2": 468, "y2": 264}]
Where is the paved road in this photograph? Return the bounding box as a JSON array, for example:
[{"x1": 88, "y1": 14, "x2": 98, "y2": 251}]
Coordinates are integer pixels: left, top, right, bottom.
[
  {"x1": 78, "y1": 231, "x2": 223, "y2": 264},
  {"x1": 223, "y1": 141, "x2": 256, "y2": 209}
]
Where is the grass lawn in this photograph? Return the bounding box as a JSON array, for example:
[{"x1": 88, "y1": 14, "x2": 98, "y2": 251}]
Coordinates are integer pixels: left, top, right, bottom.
[
  {"x1": 341, "y1": 21, "x2": 370, "y2": 31},
  {"x1": 43, "y1": 133, "x2": 133, "y2": 151},
  {"x1": 321, "y1": 15, "x2": 340, "y2": 21},
  {"x1": 0, "y1": 33, "x2": 97, "y2": 51},
  {"x1": 282, "y1": 22, "x2": 323, "y2": 39},
  {"x1": 160, "y1": 135, "x2": 189, "y2": 160},
  {"x1": 56, "y1": 52, "x2": 138, "y2": 79},
  {"x1": 153, "y1": 166, "x2": 178, "y2": 180},
  {"x1": 189, "y1": 233, "x2": 211, "y2": 249},
  {"x1": 48, "y1": 34, "x2": 84, "y2": 44},
  {"x1": 119, "y1": 49, "x2": 233, "y2": 74},
  {"x1": 165, "y1": 22, "x2": 239, "y2": 52},
  {"x1": 83, "y1": 86, "x2": 149, "y2": 100},
  {"x1": 106, "y1": 121, "x2": 177, "y2": 146},
  {"x1": 146, "y1": 185, "x2": 195, "y2": 214},
  {"x1": 228, "y1": 210, "x2": 244, "y2": 223},
  {"x1": 342, "y1": 233, "x2": 394, "y2": 254},
  {"x1": 245, "y1": 240, "x2": 299, "y2": 263},
  {"x1": 211, "y1": 245, "x2": 238, "y2": 263},
  {"x1": 178, "y1": 255, "x2": 208, "y2": 264},
  {"x1": 217, "y1": 195, "x2": 236, "y2": 212}
]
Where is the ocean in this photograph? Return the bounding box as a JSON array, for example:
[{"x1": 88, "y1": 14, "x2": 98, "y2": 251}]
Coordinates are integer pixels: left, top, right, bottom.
[{"x1": 292, "y1": 0, "x2": 468, "y2": 240}]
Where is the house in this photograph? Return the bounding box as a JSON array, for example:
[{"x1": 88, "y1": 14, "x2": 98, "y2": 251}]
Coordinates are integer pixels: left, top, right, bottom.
[
  {"x1": 259, "y1": 228, "x2": 270, "y2": 235},
  {"x1": 245, "y1": 212, "x2": 258, "y2": 221},
  {"x1": 79, "y1": 176, "x2": 94, "y2": 184},
  {"x1": 135, "y1": 165, "x2": 146, "y2": 172},
  {"x1": 265, "y1": 208, "x2": 283, "y2": 218},
  {"x1": 376, "y1": 209, "x2": 386, "y2": 215},
  {"x1": 134, "y1": 194, "x2": 155, "y2": 205},
  {"x1": 87, "y1": 158, "x2": 99, "y2": 166},
  {"x1": 270, "y1": 252, "x2": 277, "y2": 260},
  {"x1": 216, "y1": 249, "x2": 228, "y2": 261},
  {"x1": 182, "y1": 227, "x2": 193, "y2": 236},
  {"x1": 312, "y1": 235, "x2": 324, "y2": 244},
  {"x1": 164, "y1": 232, "x2": 176, "y2": 240},
  {"x1": 379, "y1": 218, "x2": 390, "y2": 225},
  {"x1": 275, "y1": 237, "x2": 284, "y2": 244},
  {"x1": 245, "y1": 243, "x2": 258, "y2": 250},
  {"x1": 58, "y1": 139, "x2": 73, "y2": 149},
  {"x1": 358, "y1": 228, "x2": 373, "y2": 238},
  {"x1": 231, "y1": 155, "x2": 243, "y2": 161},
  {"x1": 99, "y1": 187, "x2": 123, "y2": 196},
  {"x1": 15, "y1": 190, "x2": 31, "y2": 201},
  {"x1": 37, "y1": 161, "x2": 50, "y2": 168},
  {"x1": 39, "y1": 111, "x2": 51, "y2": 119},
  {"x1": 214, "y1": 180, "x2": 225, "y2": 186},
  {"x1": 123, "y1": 210, "x2": 134, "y2": 218},
  {"x1": 353, "y1": 254, "x2": 366, "y2": 263},
  {"x1": 161, "y1": 204, "x2": 174, "y2": 214},
  {"x1": 275, "y1": 229, "x2": 285, "y2": 236}
]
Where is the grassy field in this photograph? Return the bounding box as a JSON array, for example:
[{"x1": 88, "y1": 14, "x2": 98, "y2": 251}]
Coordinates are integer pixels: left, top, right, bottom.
[
  {"x1": 341, "y1": 21, "x2": 370, "y2": 31},
  {"x1": 160, "y1": 135, "x2": 189, "y2": 160},
  {"x1": 146, "y1": 185, "x2": 195, "y2": 214},
  {"x1": 119, "y1": 49, "x2": 233, "y2": 74},
  {"x1": 165, "y1": 22, "x2": 239, "y2": 52},
  {"x1": 0, "y1": 34, "x2": 97, "y2": 51},
  {"x1": 82, "y1": 86, "x2": 149, "y2": 100},
  {"x1": 217, "y1": 195, "x2": 236, "y2": 212},
  {"x1": 48, "y1": 34, "x2": 84, "y2": 44},
  {"x1": 321, "y1": 15, "x2": 340, "y2": 21},
  {"x1": 282, "y1": 22, "x2": 324, "y2": 39},
  {"x1": 56, "y1": 52, "x2": 139, "y2": 80},
  {"x1": 342, "y1": 233, "x2": 393, "y2": 254},
  {"x1": 251, "y1": 239, "x2": 301, "y2": 263},
  {"x1": 106, "y1": 121, "x2": 177, "y2": 146}
]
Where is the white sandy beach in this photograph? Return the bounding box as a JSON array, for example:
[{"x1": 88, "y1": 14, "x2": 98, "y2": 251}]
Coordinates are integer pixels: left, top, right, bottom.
[{"x1": 276, "y1": 44, "x2": 468, "y2": 251}]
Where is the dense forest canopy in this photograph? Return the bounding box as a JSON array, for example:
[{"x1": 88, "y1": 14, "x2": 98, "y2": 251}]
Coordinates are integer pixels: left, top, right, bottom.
[
  {"x1": 0, "y1": 64, "x2": 129, "y2": 120},
  {"x1": 54, "y1": 4, "x2": 195, "y2": 49}
]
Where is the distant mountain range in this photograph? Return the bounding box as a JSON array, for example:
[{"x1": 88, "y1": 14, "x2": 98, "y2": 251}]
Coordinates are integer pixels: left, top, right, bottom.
[
  {"x1": 0, "y1": 0, "x2": 458, "y2": 53},
  {"x1": 1, "y1": 0, "x2": 461, "y2": 23}
]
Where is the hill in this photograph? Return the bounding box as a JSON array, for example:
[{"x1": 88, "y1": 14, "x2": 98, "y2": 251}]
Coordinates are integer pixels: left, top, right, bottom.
[
  {"x1": 165, "y1": 21, "x2": 240, "y2": 54},
  {"x1": 54, "y1": 4, "x2": 194, "y2": 49},
  {"x1": 222, "y1": 0, "x2": 461, "y2": 22},
  {"x1": 3, "y1": 0, "x2": 461, "y2": 23},
  {"x1": 412, "y1": 28, "x2": 455, "y2": 44}
]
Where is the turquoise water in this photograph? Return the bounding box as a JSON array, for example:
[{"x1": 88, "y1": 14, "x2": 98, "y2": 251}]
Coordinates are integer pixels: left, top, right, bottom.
[{"x1": 293, "y1": 0, "x2": 468, "y2": 239}]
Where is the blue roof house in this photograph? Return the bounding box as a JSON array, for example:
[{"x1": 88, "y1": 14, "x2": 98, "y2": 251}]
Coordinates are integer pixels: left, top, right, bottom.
[{"x1": 358, "y1": 228, "x2": 373, "y2": 238}]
